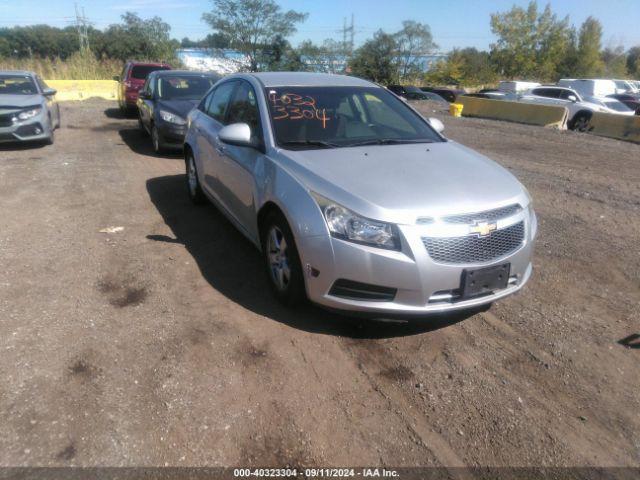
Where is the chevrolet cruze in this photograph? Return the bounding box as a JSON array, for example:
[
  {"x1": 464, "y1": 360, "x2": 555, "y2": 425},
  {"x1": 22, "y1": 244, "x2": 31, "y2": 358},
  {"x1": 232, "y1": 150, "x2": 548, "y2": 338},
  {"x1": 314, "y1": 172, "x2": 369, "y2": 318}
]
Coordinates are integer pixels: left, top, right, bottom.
[{"x1": 183, "y1": 72, "x2": 536, "y2": 316}]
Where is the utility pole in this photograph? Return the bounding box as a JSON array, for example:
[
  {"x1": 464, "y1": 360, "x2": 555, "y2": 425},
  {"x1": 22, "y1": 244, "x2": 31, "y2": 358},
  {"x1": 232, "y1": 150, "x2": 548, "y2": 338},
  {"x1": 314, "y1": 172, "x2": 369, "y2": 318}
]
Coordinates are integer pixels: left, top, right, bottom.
[
  {"x1": 74, "y1": 3, "x2": 90, "y2": 51},
  {"x1": 339, "y1": 15, "x2": 355, "y2": 57}
]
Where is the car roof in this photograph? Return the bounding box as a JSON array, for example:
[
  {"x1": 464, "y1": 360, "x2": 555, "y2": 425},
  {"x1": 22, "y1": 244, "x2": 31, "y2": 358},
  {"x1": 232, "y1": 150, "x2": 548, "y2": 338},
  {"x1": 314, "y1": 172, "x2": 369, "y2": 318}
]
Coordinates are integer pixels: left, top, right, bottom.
[
  {"x1": 151, "y1": 70, "x2": 219, "y2": 77},
  {"x1": 0, "y1": 70, "x2": 36, "y2": 77},
  {"x1": 127, "y1": 61, "x2": 170, "y2": 66},
  {"x1": 247, "y1": 72, "x2": 374, "y2": 88}
]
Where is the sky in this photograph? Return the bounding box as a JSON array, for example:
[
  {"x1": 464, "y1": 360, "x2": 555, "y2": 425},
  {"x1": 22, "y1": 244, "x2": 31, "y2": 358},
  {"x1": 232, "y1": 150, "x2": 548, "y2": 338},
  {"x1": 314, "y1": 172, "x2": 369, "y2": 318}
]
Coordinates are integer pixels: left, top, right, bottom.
[{"x1": 1, "y1": 0, "x2": 639, "y2": 52}]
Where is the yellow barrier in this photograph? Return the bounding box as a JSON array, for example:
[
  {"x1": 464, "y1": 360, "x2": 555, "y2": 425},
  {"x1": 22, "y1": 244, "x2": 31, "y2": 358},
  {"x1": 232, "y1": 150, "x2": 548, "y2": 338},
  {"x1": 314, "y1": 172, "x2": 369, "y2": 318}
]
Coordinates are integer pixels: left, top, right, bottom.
[
  {"x1": 45, "y1": 80, "x2": 118, "y2": 101},
  {"x1": 588, "y1": 112, "x2": 640, "y2": 144},
  {"x1": 457, "y1": 96, "x2": 568, "y2": 129}
]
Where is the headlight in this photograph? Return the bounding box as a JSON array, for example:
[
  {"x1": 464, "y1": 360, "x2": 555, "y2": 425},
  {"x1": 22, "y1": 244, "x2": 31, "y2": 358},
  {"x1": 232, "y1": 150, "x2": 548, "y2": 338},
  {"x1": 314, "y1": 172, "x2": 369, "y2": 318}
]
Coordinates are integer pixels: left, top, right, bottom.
[
  {"x1": 159, "y1": 110, "x2": 186, "y2": 125},
  {"x1": 312, "y1": 193, "x2": 400, "y2": 250},
  {"x1": 17, "y1": 107, "x2": 42, "y2": 121}
]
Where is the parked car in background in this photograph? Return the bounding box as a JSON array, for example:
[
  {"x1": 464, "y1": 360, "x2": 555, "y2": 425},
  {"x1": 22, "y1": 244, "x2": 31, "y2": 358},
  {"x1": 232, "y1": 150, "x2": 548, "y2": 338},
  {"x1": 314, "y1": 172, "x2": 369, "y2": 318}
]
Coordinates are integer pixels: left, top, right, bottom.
[
  {"x1": 137, "y1": 70, "x2": 220, "y2": 153},
  {"x1": 612, "y1": 79, "x2": 639, "y2": 94},
  {"x1": 607, "y1": 93, "x2": 640, "y2": 114},
  {"x1": 519, "y1": 85, "x2": 634, "y2": 130},
  {"x1": 0, "y1": 70, "x2": 60, "y2": 145},
  {"x1": 420, "y1": 87, "x2": 466, "y2": 103},
  {"x1": 115, "y1": 61, "x2": 172, "y2": 113},
  {"x1": 183, "y1": 72, "x2": 536, "y2": 315},
  {"x1": 387, "y1": 85, "x2": 433, "y2": 101}
]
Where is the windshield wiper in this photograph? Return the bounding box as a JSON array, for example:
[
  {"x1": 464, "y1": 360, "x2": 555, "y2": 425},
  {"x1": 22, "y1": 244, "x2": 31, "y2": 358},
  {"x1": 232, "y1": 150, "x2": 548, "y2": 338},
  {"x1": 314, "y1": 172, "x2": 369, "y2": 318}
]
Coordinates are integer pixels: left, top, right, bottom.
[
  {"x1": 347, "y1": 138, "x2": 435, "y2": 147},
  {"x1": 279, "y1": 140, "x2": 340, "y2": 149}
]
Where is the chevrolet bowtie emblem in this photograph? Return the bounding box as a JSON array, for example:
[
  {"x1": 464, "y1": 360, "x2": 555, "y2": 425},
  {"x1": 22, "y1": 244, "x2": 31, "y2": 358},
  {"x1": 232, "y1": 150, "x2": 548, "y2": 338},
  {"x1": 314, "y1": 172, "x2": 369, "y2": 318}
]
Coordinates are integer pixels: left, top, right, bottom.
[{"x1": 469, "y1": 222, "x2": 497, "y2": 237}]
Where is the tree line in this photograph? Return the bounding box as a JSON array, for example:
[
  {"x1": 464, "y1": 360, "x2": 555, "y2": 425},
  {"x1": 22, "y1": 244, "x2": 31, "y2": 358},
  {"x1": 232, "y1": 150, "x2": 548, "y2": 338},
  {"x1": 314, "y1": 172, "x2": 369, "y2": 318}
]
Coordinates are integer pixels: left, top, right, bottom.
[{"x1": 1, "y1": 0, "x2": 639, "y2": 85}]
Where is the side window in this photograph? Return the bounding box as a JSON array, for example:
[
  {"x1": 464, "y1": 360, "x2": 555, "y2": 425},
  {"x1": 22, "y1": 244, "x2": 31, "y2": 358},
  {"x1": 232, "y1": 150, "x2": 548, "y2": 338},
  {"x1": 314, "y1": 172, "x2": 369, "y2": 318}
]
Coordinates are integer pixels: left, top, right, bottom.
[
  {"x1": 226, "y1": 81, "x2": 262, "y2": 143},
  {"x1": 206, "y1": 81, "x2": 237, "y2": 123},
  {"x1": 559, "y1": 90, "x2": 576, "y2": 100},
  {"x1": 148, "y1": 77, "x2": 156, "y2": 97}
]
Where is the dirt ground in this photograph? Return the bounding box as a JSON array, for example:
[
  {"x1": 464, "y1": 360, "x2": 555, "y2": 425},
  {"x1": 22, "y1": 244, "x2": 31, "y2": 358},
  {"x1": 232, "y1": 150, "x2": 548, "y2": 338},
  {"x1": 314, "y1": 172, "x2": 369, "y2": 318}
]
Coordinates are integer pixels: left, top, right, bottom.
[{"x1": 0, "y1": 99, "x2": 638, "y2": 469}]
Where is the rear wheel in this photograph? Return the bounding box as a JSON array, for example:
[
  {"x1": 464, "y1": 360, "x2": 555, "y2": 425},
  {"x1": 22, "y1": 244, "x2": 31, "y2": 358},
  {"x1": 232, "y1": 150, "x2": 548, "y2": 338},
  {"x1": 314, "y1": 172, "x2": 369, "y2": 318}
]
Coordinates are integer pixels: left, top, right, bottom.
[
  {"x1": 186, "y1": 152, "x2": 206, "y2": 205},
  {"x1": 261, "y1": 211, "x2": 306, "y2": 306}
]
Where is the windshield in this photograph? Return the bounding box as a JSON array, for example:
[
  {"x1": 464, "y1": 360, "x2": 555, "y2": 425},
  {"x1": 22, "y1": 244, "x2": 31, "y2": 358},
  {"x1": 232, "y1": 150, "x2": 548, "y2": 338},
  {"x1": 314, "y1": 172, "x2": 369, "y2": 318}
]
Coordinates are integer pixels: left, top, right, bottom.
[
  {"x1": 405, "y1": 86, "x2": 423, "y2": 93},
  {"x1": 158, "y1": 76, "x2": 216, "y2": 100},
  {"x1": 265, "y1": 86, "x2": 443, "y2": 149},
  {"x1": 0, "y1": 75, "x2": 38, "y2": 95},
  {"x1": 603, "y1": 100, "x2": 633, "y2": 112}
]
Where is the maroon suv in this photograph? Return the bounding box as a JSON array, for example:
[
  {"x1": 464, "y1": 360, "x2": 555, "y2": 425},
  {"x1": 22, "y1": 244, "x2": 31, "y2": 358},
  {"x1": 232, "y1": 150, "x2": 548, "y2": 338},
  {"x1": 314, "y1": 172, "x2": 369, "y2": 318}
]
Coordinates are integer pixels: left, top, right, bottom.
[{"x1": 115, "y1": 61, "x2": 172, "y2": 112}]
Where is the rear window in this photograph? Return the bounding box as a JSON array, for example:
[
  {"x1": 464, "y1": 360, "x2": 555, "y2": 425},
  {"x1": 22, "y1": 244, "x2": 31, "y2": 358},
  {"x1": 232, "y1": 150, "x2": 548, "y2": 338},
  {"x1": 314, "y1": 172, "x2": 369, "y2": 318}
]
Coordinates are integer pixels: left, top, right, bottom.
[{"x1": 130, "y1": 65, "x2": 171, "y2": 80}]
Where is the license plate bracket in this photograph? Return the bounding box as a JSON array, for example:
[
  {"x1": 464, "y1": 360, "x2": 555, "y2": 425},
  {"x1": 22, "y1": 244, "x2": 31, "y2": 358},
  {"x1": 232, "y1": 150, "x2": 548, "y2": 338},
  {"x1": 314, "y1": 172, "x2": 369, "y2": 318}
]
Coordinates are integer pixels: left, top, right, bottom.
[{"x1": 461, "y1": 263, "x2": 510, "y2": 299}]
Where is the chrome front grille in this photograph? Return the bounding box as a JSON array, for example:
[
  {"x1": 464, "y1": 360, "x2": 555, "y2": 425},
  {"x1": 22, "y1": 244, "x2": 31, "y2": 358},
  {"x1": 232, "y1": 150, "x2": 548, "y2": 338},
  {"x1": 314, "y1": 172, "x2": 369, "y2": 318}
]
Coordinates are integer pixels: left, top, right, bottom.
[
  {"x1": 441, "y1": 204, "x2": 522, "y2": 224},
  {"x1": 423, "y1": 221, "x2": 525, "y2": 264}
]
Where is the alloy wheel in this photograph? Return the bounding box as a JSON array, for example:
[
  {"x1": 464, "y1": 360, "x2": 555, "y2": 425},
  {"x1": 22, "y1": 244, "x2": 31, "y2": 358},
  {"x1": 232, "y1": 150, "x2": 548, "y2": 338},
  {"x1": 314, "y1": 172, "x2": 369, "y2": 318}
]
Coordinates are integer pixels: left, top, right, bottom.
[{"x1": 267, "y1": 226, "x2": 290, "y2": 292}]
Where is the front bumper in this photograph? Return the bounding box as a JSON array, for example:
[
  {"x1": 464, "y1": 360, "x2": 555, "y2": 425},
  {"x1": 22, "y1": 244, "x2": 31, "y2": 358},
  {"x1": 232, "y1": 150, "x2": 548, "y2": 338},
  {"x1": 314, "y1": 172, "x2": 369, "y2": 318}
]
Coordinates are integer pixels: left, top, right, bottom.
[
  {"x1": 0, "y1": 116, "x2": 50, "y2": 143},
  {"x1": 298, "y1": 208, "x2": 535, "y2": 316},
  {"x1": 157, "y1": 122, "x2": 187, "y2": 148}
]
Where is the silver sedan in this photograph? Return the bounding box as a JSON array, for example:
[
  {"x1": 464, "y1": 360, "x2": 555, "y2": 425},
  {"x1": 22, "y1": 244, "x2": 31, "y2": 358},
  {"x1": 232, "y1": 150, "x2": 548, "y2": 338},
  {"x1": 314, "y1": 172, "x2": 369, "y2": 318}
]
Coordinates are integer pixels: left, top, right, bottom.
[
  {"x1": 183, "y1": 72, "x2": 536, "y2": 316},
  {"x1": 0, "y1": 71, "x2": 60, "y2": 145}
]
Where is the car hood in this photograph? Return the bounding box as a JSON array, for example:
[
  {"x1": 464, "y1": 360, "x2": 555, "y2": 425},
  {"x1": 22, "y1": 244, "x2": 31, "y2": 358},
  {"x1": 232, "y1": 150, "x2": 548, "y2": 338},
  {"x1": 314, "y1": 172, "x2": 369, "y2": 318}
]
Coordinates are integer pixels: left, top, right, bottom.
[
  {"x1": 0, "y1": 94, "x2": 43, "y2": 110},
  {"x1": 278, "y1": 141, "x2": 528, "y2": 224},
  {"x1": 156, "y1": 99, "x2": 198, "y2": 119}
]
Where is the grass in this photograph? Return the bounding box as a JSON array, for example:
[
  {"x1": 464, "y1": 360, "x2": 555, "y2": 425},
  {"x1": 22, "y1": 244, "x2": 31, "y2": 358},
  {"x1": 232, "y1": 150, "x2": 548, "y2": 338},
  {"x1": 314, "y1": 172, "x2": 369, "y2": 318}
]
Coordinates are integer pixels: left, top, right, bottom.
[{"x1": 0, "y1": 51, "x2": 122, "y2": 80}]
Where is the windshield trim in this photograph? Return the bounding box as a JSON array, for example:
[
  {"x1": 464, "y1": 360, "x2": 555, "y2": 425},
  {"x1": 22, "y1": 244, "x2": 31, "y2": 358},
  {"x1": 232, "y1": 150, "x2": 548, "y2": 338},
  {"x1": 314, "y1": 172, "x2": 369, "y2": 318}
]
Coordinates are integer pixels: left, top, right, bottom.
[{"x1": 264, "y1": 85, "x2": 444, "y2": 151}]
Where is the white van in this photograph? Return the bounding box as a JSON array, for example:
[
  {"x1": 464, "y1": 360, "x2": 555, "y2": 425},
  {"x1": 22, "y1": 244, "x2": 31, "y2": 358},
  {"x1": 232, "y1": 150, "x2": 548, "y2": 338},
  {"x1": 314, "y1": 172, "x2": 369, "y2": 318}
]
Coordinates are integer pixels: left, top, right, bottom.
[
  {"x1": 498, "y1": 81, "x2": 541, "y2": 94},
  {"x1": 558, "y1": 79, "x2": 617, "y2": 98}
]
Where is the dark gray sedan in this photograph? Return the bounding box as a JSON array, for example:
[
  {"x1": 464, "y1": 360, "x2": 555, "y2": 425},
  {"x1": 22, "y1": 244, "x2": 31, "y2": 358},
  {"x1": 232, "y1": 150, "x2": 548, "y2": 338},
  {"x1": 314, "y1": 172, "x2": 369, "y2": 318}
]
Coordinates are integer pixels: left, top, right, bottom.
[
  {"x1": 136, "y1": 70, "x2": 220, "y2": 153},
  {"x1": 0, "y1": 71, "x2": 60, "y2": 145}
]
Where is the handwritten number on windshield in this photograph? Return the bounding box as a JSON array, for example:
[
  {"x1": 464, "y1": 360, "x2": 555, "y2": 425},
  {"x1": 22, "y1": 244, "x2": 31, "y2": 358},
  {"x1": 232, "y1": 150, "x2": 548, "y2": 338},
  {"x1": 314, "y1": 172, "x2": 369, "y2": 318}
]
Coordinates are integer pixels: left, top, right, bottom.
[{"x1": 270, "y1": 92, "x2": 329, "y2": 129}]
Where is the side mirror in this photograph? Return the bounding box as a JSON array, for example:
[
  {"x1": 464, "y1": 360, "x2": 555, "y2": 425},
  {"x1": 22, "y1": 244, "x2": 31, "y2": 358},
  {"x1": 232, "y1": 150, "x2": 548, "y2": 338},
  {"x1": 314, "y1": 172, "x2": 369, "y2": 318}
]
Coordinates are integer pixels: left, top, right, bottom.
[
  {"x1": 43, "y1": 88, "x2": 57, "y2": 96},
  {"x1": 138, "y1": 91, "x2": 151, "y2": 100},
  {"x1": 113, "y1": 75, "x2": 120, "y2": 82},
  {"x1": 218, "y1": 123, "x2": 253, "y2": 147},
  {"x1": 567, "y1": 95, "x2": 577, "y2": 102},
  {"x1": 428, "y1": 117, "x2": 445, "y2": 134}
]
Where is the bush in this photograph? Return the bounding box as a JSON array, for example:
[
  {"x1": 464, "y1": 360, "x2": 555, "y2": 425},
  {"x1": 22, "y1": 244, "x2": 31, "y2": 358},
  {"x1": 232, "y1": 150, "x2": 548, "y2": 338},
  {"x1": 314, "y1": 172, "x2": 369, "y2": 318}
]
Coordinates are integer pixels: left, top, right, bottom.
[{"x1": 0, "y1": 50, "x2": 122, "y2": 79}]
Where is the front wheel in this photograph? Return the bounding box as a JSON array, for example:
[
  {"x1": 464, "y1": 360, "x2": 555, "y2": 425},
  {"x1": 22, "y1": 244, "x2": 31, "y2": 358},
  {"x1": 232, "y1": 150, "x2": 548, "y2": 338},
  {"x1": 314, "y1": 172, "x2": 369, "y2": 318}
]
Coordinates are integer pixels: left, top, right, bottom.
[
  {"x1": 151, "y1": 125, "x2": 163, "y2": 153},
  {"x1": 261, "y1": 211, "x2": 306, "y2": 306},
  {"x1": 571, "y1": 113, "x2": 591, "y2": 132},
  {"x1": 186, "y1": 152, "x2": 206, "y2": 205}
]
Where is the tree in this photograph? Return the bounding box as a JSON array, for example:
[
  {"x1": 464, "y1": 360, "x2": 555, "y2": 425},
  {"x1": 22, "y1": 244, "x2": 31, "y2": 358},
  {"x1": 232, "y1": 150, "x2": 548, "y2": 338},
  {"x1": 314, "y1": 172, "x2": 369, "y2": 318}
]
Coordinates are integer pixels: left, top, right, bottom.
[
  {"x1": 202, "y1": 0, "x2": 307, "y2": 71},
  {"x1": 297, "y1": 39, "x2": 345, "y2": 74},
  {"x1": 426, "y1": 48, "x2": 497, "y2": 87},
  {"x1": 394, "y1": 21, "x2": 437, "y2": 80},
  {"x1": 261, "y1": 34, "x2": 304, "y2": 71},
  {"x1": 95, "y1": 13, "x2": 179, "y2": 62},
  {"x1": 490, "y1": 1, "x2": 572, "y2": 80},
  {"x1": 574, "y1": 16, "x2": 604, "y2": 77},
  {"x1": 602, "y1": 46, "x2": 628, "y2": 77},
  {"x1": 349, "y1": 30, "x2": 400, "y2": 84},
  {"x1": 626, "y1": 46, "x2": 640, "y2": 76}
]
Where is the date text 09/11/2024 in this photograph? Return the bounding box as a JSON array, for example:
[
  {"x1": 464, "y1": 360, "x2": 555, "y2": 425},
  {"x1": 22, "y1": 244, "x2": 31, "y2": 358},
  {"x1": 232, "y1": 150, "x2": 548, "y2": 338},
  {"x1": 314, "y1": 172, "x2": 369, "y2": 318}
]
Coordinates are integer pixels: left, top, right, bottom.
[{"x1": 233, "y1": 468, "x2": 399, "y2": 477}]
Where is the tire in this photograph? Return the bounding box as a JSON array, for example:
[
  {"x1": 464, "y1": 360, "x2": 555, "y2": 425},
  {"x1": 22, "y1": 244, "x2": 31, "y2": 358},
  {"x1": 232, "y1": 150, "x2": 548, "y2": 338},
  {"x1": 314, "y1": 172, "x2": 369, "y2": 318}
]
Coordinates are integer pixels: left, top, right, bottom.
[
  {"x1": 186, "y1": 151, "x2": 206, "y2": 205},
  {"x1": 44, "y1": 116, "x2": 55, "y2": 145},
  {"x1": 571, "y1": 112, "x2": 591, "y2": 132},
  {"x1": 261, "y1": 211, "x2": 306, "y2": 306},
  {"x1": 138, "y1": 115, "x2": 147, "y2": 135},
  {"x1": 151, "y1": 124, "x2": 163, "y2": 153}
]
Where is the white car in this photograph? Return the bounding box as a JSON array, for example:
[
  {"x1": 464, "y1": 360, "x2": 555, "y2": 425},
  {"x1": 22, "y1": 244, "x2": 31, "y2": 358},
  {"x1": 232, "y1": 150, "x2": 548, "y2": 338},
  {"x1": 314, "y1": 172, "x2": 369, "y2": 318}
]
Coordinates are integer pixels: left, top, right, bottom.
[{"x1": 518, "y1": 86, "x2": 634, "y2": 131}]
